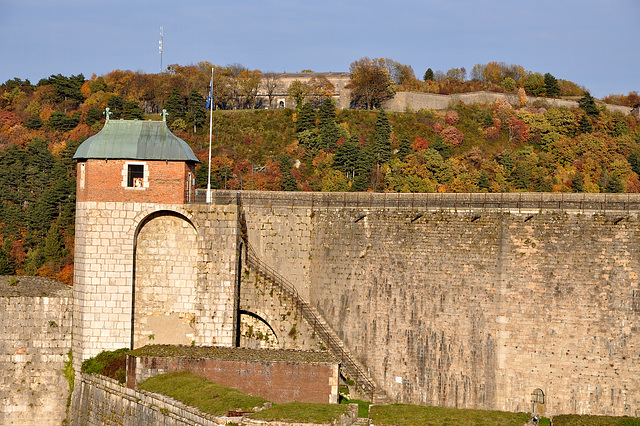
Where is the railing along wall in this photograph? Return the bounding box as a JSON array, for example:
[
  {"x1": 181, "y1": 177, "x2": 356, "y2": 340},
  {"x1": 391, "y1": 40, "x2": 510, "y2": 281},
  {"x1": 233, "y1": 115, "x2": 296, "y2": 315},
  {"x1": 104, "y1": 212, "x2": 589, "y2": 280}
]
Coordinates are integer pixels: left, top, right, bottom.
[
  {"x1": 194, "y1": 190, "x2": 640, "y2": 214},
  {"x1": 243, "y1": 243, "x2": 376, "y2": 401}
]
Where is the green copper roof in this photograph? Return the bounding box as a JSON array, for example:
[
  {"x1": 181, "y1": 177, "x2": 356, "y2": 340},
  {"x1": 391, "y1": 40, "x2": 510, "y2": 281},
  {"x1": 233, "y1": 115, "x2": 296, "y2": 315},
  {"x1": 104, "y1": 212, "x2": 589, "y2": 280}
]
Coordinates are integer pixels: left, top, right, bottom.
[{"x1": 73, "y1": 119, "x2": 199, "y2": 162}]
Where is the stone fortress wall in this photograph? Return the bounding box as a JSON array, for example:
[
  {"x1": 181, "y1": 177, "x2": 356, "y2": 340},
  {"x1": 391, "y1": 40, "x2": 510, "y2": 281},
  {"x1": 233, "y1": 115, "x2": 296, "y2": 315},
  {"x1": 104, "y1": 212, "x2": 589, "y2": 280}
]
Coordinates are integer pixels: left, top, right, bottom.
[
  {"x1": 72, "y1": 201, "x2": 239, "y2": 370},
  {"x1": 0, "y1": 277, "x2": 73, "y2": 426},
  {"x1": 235, "y1": 191, "x2": 640, "y2": 417},
  {"x1": 256, "y1": 72, "x2": 634, "y2": 115},
  {"x1": 65, "y1": 190, "x2": 640, "y2": 420}
]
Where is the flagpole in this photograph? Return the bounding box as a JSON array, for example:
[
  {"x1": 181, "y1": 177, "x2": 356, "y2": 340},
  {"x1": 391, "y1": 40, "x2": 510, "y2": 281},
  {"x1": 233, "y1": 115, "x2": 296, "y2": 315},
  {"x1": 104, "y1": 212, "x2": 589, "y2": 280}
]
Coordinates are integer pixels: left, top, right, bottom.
[{"x1": 206, "y1": 68, "x2": 213, "y2": 203}]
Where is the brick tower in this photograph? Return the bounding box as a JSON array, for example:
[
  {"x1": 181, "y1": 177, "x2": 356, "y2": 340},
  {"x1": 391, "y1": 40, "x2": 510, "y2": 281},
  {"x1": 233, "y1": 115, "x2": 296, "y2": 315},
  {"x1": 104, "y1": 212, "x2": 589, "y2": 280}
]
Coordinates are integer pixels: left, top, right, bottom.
[{"x1": 72, "y1": 113, "x2": 239, "y2": 370}]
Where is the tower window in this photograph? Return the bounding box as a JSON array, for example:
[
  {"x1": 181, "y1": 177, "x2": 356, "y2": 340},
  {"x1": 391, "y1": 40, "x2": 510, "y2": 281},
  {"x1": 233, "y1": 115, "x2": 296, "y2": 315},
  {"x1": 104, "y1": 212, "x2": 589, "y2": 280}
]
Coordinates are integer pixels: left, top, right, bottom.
[{"x1": 127, "y1": 164, "x2": 145, "y2": 188}]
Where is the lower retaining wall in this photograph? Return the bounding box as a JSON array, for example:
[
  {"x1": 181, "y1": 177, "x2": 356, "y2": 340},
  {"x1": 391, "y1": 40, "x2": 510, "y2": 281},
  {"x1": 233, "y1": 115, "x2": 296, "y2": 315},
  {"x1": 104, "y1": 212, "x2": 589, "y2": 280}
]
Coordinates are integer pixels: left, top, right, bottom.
[
  {"x1": 69, "y1": 372, "x2": 357, "y2": 426},
  {"x1": 69, "y1": 372, "x2": 228, "y2": 426}
]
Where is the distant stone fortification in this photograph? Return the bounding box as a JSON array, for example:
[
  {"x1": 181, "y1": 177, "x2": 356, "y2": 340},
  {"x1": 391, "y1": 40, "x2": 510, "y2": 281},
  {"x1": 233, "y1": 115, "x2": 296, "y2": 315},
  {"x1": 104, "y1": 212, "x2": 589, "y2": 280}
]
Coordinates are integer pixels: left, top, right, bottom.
[{"x1": 257, "y1": 72, "x2": 633, "y2": 114}]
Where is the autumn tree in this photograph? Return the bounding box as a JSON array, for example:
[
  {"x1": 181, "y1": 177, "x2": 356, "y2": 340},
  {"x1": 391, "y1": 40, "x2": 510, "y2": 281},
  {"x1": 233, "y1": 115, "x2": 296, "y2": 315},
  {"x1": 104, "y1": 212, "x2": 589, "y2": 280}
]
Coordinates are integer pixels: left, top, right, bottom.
[
  {"x1": 287, "y1": 80, "x2": 310, "y2": 109},
  {"x1": 261, "y1": 73, "x2": 280, "y2": 108},
  {"x1": 348, "y1": 57, "x2": 395, "y2": 110},
  {"x1": 523, "y1": 73, "x2": 545, "y2": 96},
  {"x1": 236, "y1": 69, "x2": 261, "y2": 109},
  {"x1": 308, "y1": 76, "x2": 335, "y2": 107}
]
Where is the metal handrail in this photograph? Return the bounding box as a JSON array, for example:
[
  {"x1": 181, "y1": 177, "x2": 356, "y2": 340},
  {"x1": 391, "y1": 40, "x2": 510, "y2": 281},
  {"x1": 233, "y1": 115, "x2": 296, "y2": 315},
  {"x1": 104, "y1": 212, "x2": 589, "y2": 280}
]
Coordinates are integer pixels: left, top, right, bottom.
[{"x1": 244, "y1": 243, "x2": 375, "y2": 400}]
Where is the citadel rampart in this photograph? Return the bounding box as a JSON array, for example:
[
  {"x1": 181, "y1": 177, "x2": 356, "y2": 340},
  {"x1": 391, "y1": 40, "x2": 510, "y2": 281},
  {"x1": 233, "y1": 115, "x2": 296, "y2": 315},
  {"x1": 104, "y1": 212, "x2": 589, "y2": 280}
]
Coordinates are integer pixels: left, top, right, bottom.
[
  {"x1": 234, "y1": 191, "x2": 640, "y2": 417},
  {"x1": 69, "y1": 187, "x2": 640, "y2": 419}
]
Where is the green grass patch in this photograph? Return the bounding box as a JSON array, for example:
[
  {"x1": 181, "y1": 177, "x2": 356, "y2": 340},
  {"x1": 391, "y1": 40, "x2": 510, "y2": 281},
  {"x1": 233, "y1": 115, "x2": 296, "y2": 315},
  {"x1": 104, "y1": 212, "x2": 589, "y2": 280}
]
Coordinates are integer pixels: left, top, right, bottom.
[
  {"x1": 250, "y1": 401, "x2": 349, "y2": 424},
  {"x1": 340, "y1": 396, "x2": 370, "y2": 418},
  {"x1": 553, "y1": 415, "x2": 640, "y2": 426},
  {"x1": 81, "y1": 348, "x2": 129, "y2": 384},
  {"x1": 370, "y1": 404, "x2": 530, "y2": 426},
  {"x1": 137, "y1": 372, "x2": 268, "y2": 416}
]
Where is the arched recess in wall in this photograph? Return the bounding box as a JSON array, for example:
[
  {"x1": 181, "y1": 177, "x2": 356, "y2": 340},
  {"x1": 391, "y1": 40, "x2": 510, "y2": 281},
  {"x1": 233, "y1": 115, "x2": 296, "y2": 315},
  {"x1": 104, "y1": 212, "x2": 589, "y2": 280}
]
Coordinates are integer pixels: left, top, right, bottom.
[
  {"x1": 238, "y1": 309, "x2": 279, "y2": 349},
  {"x1": 131, "y1": 210, "x2": 199, "y2": 349}
]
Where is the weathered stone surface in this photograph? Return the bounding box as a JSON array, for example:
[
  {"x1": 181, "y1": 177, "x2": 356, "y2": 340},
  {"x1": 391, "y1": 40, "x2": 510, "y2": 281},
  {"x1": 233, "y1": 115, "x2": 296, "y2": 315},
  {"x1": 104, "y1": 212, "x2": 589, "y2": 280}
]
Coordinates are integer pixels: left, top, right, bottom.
[{"x1": 0, "y1": 278, "x2": 72, "y2": 426}]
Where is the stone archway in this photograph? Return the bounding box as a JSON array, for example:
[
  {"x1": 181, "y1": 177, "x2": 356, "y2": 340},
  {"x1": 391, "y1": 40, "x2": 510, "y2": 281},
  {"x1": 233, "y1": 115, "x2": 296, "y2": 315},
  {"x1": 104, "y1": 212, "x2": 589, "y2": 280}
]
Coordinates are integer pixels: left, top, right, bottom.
[
  {"x1": 132, "y1": 211, "x2": 199, "y2": 348},
  {"x1": 238, "y1": 309, "x2": 279, "y2": 349}
]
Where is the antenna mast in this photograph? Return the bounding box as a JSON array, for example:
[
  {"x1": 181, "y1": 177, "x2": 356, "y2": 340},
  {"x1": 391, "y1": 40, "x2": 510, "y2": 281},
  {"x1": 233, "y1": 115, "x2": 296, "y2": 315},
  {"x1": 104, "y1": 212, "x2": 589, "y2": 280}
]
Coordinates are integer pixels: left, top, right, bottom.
[{"x1": 159, "y1": 26, "x2": 164, "y2": 73}]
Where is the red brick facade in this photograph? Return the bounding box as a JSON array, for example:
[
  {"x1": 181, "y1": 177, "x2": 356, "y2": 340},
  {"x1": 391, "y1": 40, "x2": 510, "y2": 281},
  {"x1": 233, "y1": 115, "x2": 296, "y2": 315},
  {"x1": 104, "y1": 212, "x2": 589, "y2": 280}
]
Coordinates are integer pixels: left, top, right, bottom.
[
  {"x1": 76, "y1": 159, "x2": 196, "y2": 204},
  {"x1": 127, "y1": 355, "x2": 338, "y2": 404}
]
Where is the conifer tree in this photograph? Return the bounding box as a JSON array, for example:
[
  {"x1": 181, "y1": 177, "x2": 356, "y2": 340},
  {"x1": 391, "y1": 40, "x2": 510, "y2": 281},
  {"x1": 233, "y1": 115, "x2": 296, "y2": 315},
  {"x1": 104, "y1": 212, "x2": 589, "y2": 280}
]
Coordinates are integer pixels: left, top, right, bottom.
[
  {"x1": 578, "y1": 114, "x2": 593, "y2": 134},
  {"x1": 373, "y1": 109, "x2": 392, "y2": 164},
  {"x1": 43, "y1": 223, "x2": 63, "y2": 267},
  {"x1": 296, "y1": 103, "x2": 316, "y2": 133},
  {"x1": 578, "y1": 92, "x2": 599, "y2": 116},
  {"x1": 423, "y1": 68, "x2": 434, "y2": 81},
  {"x1": 318, "y1": 98, "x2": 340, "y2": 151},
  {"x1": 544, "y1": 73, "x2": 560, "y2": 98},
  {"x1": 397, "y1": 137, "x2": 413, "y2": 160},
  {"x1": 279, "y1": 155, "x2": 297, "y2": 191},
  {"x1": 186, "y1": 89, "x2": 206, "y2": 132},
  {"x1": 165, "y1": 88, "x2": 185, "y2": 124},
  {"x1": 122, "y1": 100, "x2": 144, "y2": 120}
]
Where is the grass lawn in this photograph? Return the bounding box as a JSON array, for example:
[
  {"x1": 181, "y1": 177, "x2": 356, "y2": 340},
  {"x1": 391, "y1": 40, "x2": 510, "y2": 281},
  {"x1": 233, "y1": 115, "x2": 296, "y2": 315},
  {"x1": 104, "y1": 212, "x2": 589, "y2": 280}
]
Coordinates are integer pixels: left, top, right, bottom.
[
  {"x1": 250, "y1": 401, "x2": 350, "y2": 423},
  {"x1": 552, "y1": 415, "x2": 640, "y2": 426},
  {"x1": 370, "y1": 404, "x2": 530, "y2": 426},
  {"x1": 137, "y1": 371, "x2": 268, "y2": 416}
]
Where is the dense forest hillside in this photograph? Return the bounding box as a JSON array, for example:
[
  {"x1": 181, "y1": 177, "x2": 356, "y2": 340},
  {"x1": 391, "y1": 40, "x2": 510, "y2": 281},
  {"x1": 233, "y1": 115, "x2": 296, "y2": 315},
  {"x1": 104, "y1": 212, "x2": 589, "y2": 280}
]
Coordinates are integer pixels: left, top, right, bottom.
[{"x1": 0, "y1": 59, "x2": 639, "y2": 282}]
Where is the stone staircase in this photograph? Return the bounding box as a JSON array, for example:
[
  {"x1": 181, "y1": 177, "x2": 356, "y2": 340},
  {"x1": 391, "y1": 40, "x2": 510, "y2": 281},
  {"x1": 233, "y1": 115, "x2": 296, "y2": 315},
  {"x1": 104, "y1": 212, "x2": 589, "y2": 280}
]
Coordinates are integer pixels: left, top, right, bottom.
[{"x1": 244, "y1": 242, "x2": 380, "y2": 402}]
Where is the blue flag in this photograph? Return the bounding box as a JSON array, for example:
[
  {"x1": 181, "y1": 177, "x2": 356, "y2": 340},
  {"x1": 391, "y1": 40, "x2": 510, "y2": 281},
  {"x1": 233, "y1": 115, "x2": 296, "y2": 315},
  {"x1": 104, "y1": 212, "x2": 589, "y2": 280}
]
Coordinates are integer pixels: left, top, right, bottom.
[{"x1": 205, "y1": 76, "x2": 213, "y2": 110}]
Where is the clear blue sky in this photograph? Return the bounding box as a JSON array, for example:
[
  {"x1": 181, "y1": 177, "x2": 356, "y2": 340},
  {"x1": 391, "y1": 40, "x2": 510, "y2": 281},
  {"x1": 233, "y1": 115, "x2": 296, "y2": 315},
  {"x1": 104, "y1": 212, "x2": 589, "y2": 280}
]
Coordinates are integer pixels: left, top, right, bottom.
[{"x1": 1, "y1": 0, "x2": 638, "y2": 99}]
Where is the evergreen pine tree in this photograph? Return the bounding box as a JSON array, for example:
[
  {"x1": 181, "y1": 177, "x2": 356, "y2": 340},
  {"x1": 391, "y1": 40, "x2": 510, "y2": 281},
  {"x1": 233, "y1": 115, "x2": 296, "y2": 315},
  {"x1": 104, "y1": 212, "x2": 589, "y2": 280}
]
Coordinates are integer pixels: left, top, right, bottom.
[
  {"x1": 107, "y1": 95, "x2": 124, "y2": 119},
  {"x1": 578, "y1": 92, "x2": 599, "y2": 116},
  {"x1": 431, "y1": 135, "x2": 452, "y2": 160},
  {"x1": 334, "y1": 135, "x2": 361, "y2": 178},
  {"x1": 0, "y1": 247, "x2": 15, "y2": 275},
  {"x1": 84, "y1": 106, "x2": 103, "y2": 126},
  {"x1": 279, "y1": 155, "x2": 298, "y2": 191},
  {"x1": 165, "y1": 88, "x2": 185, "y2": 124},
  {"x1": 423, "y1": 68, "x2": 434, "y2": 81},
  {"x1": 122, "y1": 100, "x2": 144, "y2": 120},
  {"x1": 397, "y1": 137, "x2": 413, "y2": 160},
  {"x1": 43, "y1": 223, "x2": 63, "y2": 267},
  {"x1": 478, "y1": 170, "x2": 490, "y2": 190},
  {"x1": 296, "y1": 103, "x2": 316, "y2": 133},
  {"x1": 186, "y1": 89, "x2": 207, "y2": 133},
  {"x1": 373, "y1": 109, "x2": 392, "y2": 164},
  {"x1": 543, "y1": 73, "x2": 560, "y2": 98},
  {"x1": 606, "y1": 173, "x2": 624, "y2": 193},
  {"x1": 578, "y1": 114, "x2": 593, "y2": 134},
  {"x1": 24, "y1": 115, "x2": 43, "y2": 130},
  {"x1": 318, "y1": 98, "x2": 340, "y2": 151}
]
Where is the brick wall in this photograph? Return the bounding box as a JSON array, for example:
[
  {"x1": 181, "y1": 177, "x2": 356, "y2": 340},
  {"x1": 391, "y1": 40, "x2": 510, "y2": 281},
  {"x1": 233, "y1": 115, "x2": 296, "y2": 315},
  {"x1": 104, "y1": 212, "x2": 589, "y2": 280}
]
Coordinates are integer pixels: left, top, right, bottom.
[
  {"x1": 77, "y1": 159, "x2": 196, "y2": 204},
  {"x1": 128, "y1": 354, "x2": 339, "y2": 404}
]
